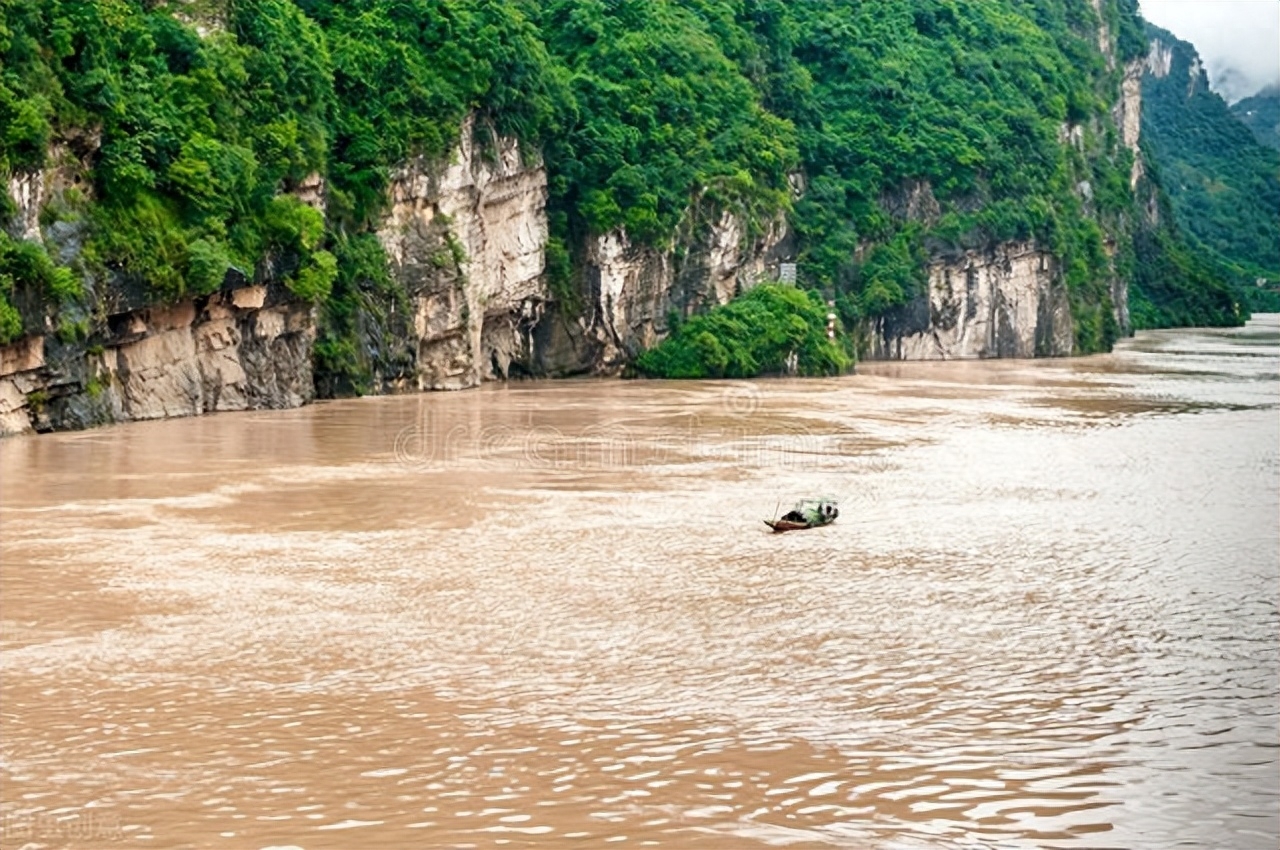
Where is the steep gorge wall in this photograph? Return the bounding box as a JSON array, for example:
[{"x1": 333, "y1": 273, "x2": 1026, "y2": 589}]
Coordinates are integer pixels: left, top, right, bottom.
[
  {"x1": 868, "y1": 22, "x2": 1145, "y2": 362},
  {"x1": 3, "y1": 64, "x2": 1149, "y2": 436},
  {"x1": 338, "y1": 117, "x2": 793, "y2": 388},
  {"x1": 2, "y1": 117, "x2": 792, "y2": 434},
  {"x1": 0, "y1": 9, "x2": 1152, "y2": 434},
  {"x1": 1, "y1": 118, "x2": 318, "y2": 435},
  {"x1": 869, "y1": 242, "x2": 1072, "y2": 360},
  {"x1": 0, "y1": 285, "x2": 313, "y2": 436},
  {"x1": 1, "y1": 1, "x2": 1188, "y2": 436},
  {"x1": 377, "y1": 116, "x2": 548, "y2": 391},
  {"x1": 1, "y1": 118, "x2": 551, "y2": 433},
  {"x1": 535, "y1": 209, "x2": 792, "y2": 375}
]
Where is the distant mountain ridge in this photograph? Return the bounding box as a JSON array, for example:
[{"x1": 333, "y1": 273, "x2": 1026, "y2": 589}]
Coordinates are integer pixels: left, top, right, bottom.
[
  {"x1": 1231, "y1": 86, "x2": 1280, "y2": 151},
  {"x1": 1140, "y1": 24, "x2": 1280, "y2": 304}
]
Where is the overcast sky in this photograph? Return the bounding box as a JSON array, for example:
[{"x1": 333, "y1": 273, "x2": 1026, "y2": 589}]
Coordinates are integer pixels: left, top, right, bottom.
[{"x1": 1140, "y1": 0, "x2": 1280, "y2": 102}]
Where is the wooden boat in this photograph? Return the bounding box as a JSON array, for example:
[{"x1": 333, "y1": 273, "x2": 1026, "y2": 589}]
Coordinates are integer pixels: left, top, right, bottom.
[{"x1": 764, "y1": 498, "x2": 838, "y2": 533}]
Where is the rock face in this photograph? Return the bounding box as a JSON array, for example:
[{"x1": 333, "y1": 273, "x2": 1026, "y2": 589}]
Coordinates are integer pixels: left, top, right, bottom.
[
  {"x1": 0, "y1": 285, "x2": 314, "y2": 436},
  {"x1": 6, "y1": 171, "x2": 46, "y2": 243},
  {"x1": 378, "y1": 116, "x2": 548, "y2": 390},
  {"x1": 535, "y1": 209, "x2": 792, "y2": 374},
  {"x1": 4, "y1": 116, "x2": 796, "y2": 435},
  {"x1": 869, "y1": 242, "x2": 1074, "y2": 360},
  {"x1": 1089, "y1": 0, "x2": 1115, "y2": 70},
  {"x1": 1107, "y1": 56, "x2": 1144, "y2": 329},
  {"x1": 4, "y1": 133, "x2": 97, "y2": 248},
  {"x1": 868, "y1": 10, "x2": 1140, "y2": 361},
  {"x1": 0, "y1": 336, "x2": 45, "y2": 435},
  {"x1": 1114, "y1": 58, "x2": 1145, "y2": 188},
  {"x1": 5, "y1": 59, "x2": 1143, "y2": 437},
  {"x1": 108, "y1": 287, "x2": 314, "y2": 421},
  {"x1": 1146, "y1": 39, "x2": 1173, "y2": 79},
  {"x1": 3, "y1": 123, "x2": 314, "y2": 436}
]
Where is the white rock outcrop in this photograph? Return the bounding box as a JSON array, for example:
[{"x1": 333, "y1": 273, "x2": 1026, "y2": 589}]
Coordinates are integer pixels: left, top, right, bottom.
[
  {"x1": 379, "y1": 116, "x2": 548, "y2": 390},
  {"x1": 5, "y1": 137, "x2": 96, "y2": 244},
  {"x1": 1147, "y1": 40, "x2": 1173, "y2": 79},
  {"x1": 1090, "y1": 0, "x2": 1115, "y2": 70},
  {"x1": 1114, "y1": 59, "x2": 1145, "y2": 187},
  {"x1": 869, "y1": 242, "x2": 1073, "y2": 360},
  {"x1": 6, "y1": 171, "x2": 45, "y2": 242},
  {"x1": 110, "y1": 288, "x2": 314, "y2": 420},
  {"x1": 540, "y1": 208, "x2": 792, "y2": 373},
  {"x1": 0, "y1": 336, "x2": 45, "y2": 435},
  {"x1": 575, "y1": 229, "x2": 670, "y2": 370}
]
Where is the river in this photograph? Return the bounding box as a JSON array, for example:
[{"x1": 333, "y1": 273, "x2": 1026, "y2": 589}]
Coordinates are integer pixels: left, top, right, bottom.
[{"x1": 2, "y1": 316, "x2": 1277, "y2": 849}]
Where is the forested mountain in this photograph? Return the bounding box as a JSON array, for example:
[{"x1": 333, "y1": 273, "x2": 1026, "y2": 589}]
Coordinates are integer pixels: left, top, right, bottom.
[
  {"x1": 1231, "y1": 86, "x2": 1280, "y2": 152},
  {"x1": 1139, "y1": 25, "x2": 1280, "y2": 315},
  {"x1": 0, "y1": 1, "x2": 1263, "y2": 429}
]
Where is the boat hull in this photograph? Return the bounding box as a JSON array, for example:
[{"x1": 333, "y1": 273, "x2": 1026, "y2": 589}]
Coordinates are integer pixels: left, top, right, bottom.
[{"x1": 764, "y1": 519, "x2": 833, "y2": 533}]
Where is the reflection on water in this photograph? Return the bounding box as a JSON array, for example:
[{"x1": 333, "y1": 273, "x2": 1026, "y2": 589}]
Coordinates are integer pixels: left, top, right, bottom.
[{"x1": 2, "y1": 316, "x2": 1277, "y2": 849}]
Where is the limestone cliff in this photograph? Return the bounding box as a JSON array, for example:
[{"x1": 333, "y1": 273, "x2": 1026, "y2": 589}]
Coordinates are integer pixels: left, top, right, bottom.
[
  {"x1": 3, "y1": 0, "x2": 1200, "y2": 436},
  {"x1": 869, "y1": 15, "x2": 1144, "y2": 362},
  {"x1": 869, "y1": 242, "x2": 1073, "y2": 360},
  {"x1": 377, "y1": 116, "x2": 548, "y2": 390},
  {"x1": 3, "y1": 34, "x2": 1155, "y2": 436},
  {"x1": 0, "y1": 285, "x2": 313, "y2": 436},
  {"x1": 1, "y1": 122, "x2": 315, "y2": 435},
  {"x1": 534, "y1": 209, "x2": 792, "y2": 375},
  {"x1": 373, "y1": 121, "x2": 795, "y2": 380},
  {"x1": 1114, "y1": 58, "x2": 1145, "y2": 188},
  {"x1": 2, "y1": 116, "x2": 550, "y2": 434},
  {"x1": 2, "y1": 114, "x2": 795, "y2": 434}
]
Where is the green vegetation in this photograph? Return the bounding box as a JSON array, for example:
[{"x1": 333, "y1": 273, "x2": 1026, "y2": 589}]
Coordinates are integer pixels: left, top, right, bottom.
[
  {"x1": 0, "y1": 0, "x2": 337, "y2": 311},
  {"x1": 296, "y1": 0, "x2": 563, "y2": 229},
  {"x1": 313, "y1": 231, "x2": 415, "y2": 397},
  {"x1": 634, "y1": 284, "x2": 849, "y2": 378},
  {"x1": 0, "y1": 234, "x2": 78, "y2": 343},
  {"x1": 1139, "y1": 25, "x2": 1280, "y2": 318},
  {"x1": 530, "y1": 0, "x2": 1151, "y2": 349},
  {"x1": 771, "y1": 0, "x2": 1145, "y2": 349},
  {"x1": 531, "y1": 0, "x2": 795, "y2": 247},
  {"x1": 0, "y1": 0, "x2": 563, "y2": 365},
  {"x1": 1130, "y1": 225, "x2": 1240, "y2": 329},
  {"x1": 0, "y1": 0, "x2": 1252, "y2": 369}
]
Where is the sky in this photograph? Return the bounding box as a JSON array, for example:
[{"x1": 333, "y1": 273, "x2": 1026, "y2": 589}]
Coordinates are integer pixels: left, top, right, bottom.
[
  {"x1": 1139, "y1": 0, "x2": 1280, "y2": 103},
  {"x1": 1141, "y1": 0, "x2": 1280, "y2": 102}
]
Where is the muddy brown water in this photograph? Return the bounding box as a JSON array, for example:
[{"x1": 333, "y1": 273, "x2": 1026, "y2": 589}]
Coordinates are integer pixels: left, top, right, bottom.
[{"x1": 2, "y1": 317, "x2": 1277, "y2": 850}]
